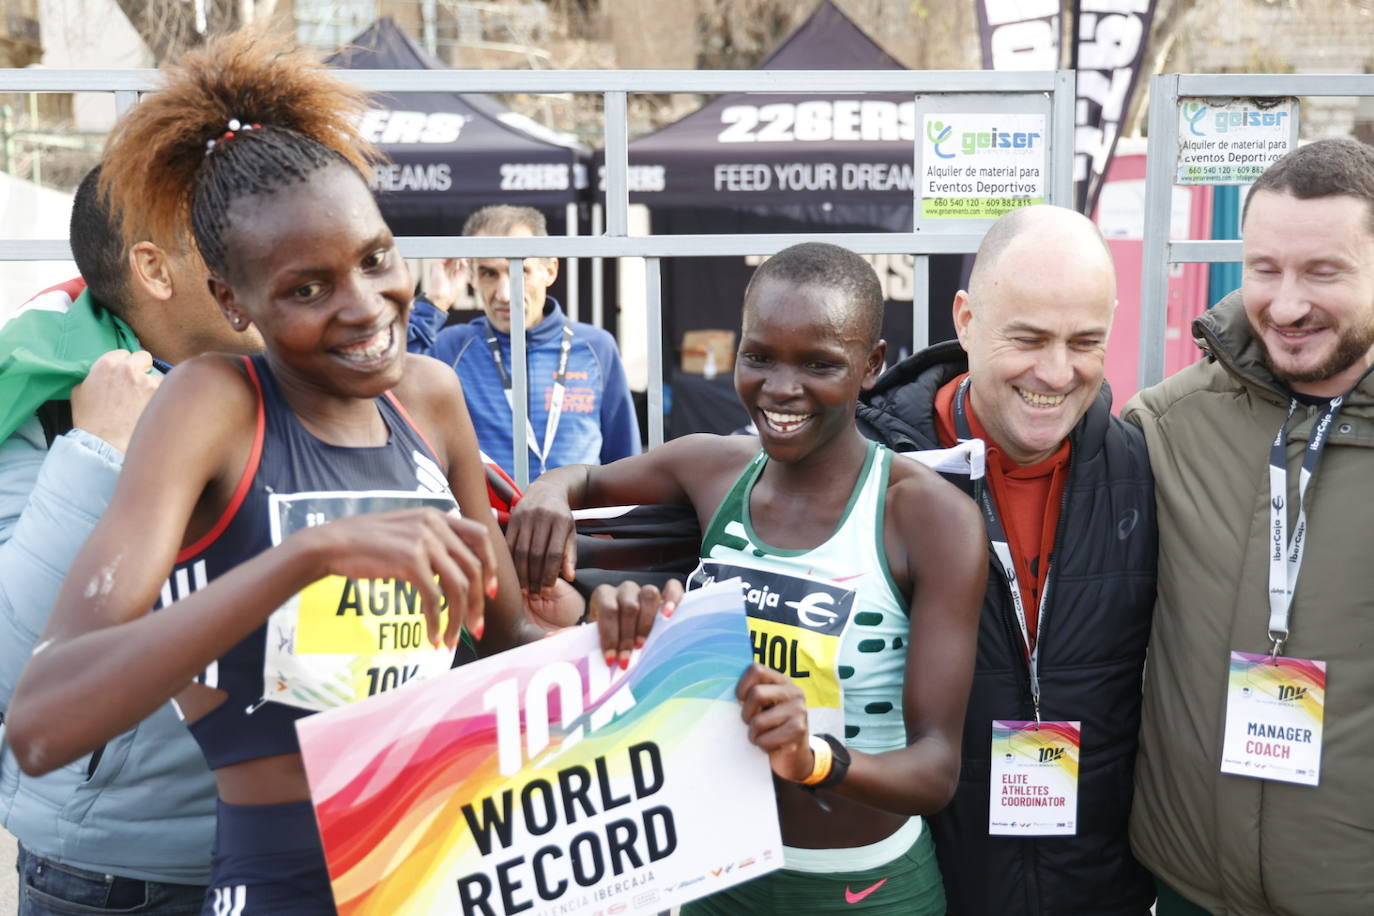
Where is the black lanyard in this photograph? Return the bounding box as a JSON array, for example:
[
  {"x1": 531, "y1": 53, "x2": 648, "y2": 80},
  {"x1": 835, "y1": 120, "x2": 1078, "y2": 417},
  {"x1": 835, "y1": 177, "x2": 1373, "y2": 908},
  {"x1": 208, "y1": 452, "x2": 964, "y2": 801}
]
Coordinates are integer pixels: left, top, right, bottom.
[
  {"x1": 954, "y1": 377, "x2": 1053, "y2": 722},
  {"x1": 1266, "y1": 392, "x2": 1345, "y2": 657}
]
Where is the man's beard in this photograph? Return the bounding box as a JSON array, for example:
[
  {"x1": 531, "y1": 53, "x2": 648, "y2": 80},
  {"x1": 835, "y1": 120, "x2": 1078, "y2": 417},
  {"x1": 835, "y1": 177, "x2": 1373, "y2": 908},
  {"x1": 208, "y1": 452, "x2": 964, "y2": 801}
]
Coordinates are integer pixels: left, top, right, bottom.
[{"x1": 1260, "y1": 315, "x2": 1374, "y2": 386}]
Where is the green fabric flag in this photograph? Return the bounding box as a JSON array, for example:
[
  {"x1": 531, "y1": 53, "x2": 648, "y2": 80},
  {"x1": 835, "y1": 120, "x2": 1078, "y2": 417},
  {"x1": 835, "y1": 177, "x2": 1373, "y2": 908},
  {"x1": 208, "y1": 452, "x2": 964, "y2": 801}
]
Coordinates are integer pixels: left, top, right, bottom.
[{"x1": 0, "y1": 284, "x2": 140, "y2": 443}]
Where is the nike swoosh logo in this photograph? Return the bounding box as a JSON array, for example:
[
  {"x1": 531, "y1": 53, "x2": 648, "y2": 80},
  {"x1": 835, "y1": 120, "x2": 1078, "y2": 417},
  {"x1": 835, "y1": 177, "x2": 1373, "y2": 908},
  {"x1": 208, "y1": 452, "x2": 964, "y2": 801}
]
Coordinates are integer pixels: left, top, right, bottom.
[{"x1": 844, "y1": 877, "x2": 888, "y2": 904}]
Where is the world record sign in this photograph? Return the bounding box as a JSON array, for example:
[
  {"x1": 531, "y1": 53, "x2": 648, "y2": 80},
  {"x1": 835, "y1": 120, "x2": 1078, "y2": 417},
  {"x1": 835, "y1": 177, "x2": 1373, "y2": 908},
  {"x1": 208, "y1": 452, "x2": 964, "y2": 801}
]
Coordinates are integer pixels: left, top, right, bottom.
[{"x1": 297, "y1": 579, "x2": 782, "y2": 915}]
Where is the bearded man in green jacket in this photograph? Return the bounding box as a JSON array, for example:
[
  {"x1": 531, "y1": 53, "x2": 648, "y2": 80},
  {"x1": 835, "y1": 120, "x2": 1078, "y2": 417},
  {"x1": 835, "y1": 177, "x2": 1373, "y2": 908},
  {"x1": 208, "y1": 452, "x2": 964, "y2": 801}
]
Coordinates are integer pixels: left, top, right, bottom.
[{"x1": 1125, "y1": 138, "x2": 1374, "y2": 915}]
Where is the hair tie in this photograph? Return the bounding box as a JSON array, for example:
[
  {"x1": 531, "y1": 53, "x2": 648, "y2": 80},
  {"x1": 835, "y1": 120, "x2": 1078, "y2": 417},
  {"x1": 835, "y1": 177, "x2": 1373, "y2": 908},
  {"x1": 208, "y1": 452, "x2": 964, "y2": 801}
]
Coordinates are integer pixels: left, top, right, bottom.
[{"x1": 205, "y1": 118, "x2": 263, "y2": 153}]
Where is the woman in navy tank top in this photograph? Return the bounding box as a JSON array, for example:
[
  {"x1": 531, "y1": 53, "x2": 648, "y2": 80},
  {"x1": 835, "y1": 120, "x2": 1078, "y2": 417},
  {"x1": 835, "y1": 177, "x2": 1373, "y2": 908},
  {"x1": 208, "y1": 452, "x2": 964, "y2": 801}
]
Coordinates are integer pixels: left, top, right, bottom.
[{"x1": 5, "y1": 30, "x2": 558, "y2": 915}]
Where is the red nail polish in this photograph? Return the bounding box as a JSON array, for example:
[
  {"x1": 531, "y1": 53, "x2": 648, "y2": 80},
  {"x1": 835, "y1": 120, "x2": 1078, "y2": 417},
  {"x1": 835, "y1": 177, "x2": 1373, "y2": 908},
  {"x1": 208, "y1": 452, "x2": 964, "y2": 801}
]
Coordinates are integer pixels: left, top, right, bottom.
[
  {"x1": 619, "y1": 656, "x2": 629, "y2": 671},
  {"x1": 663, "y1": 603, "x2": 676, "y2": 618},
  {"x1": 634, "y1": 636, "x2": 646, "y2": 649},
  {"x1": 472, "y1": 620, "x2": 485, "y2": 642},
  {"x1": 604, "y1": 652, "x2": 616, "y2": 668},
  {"x1": 487, "y1": 581, "x2": 499, "y2": 600}
]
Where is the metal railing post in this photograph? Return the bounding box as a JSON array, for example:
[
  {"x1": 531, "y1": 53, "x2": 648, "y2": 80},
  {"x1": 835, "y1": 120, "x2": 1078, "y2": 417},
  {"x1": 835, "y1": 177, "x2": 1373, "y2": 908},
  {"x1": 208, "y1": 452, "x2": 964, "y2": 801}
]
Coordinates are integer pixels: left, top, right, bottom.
[
  {"x1": 645, "y1": 257, "x2": 664, "y2": 448},
  {"x1": 1138, "y1": 73, "x2": 1180, "y2": 391},
  {"x1": 509, "y1": 260, "x2": 530, "y2": 488}
]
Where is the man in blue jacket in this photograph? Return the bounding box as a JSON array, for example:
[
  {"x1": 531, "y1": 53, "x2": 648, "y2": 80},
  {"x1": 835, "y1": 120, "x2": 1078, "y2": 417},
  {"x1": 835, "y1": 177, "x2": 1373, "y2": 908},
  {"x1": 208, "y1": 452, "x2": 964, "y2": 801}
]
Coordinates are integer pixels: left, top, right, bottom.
[
  {"x1": 0, "y1": 168, "x2": 262, "y2": 913},
  {"x1": 408, "y1": 205, "x2": 640, "y2": 481}
]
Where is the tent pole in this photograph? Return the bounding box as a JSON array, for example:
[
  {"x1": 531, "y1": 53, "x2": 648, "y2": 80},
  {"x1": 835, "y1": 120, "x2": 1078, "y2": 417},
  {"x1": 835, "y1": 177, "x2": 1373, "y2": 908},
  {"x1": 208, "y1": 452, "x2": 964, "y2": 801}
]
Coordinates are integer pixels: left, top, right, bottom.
[
  {"x1": 565, "y1": 201, "x2": 580, "y2": 322},
  {"x1": 422, "y1": 0, "x2": 438, "y2": 56}
]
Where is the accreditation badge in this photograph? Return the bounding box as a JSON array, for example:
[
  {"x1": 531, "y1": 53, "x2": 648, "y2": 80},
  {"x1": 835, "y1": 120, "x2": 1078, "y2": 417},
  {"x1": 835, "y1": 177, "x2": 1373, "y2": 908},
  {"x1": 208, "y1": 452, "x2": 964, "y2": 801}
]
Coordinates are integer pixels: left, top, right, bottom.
[
  {"x1": 1220, "y1": 651, "x2": 1326, "y2": 786},
  {"x1": 988, "y1": 720, "x2": 1080, "y2": 836},
  {"x1": 687, "y1": 560, "x2": 855, "y2": 737},
  {"x1": 262, "y1": 489, "x2": 460, "y2": 712}
]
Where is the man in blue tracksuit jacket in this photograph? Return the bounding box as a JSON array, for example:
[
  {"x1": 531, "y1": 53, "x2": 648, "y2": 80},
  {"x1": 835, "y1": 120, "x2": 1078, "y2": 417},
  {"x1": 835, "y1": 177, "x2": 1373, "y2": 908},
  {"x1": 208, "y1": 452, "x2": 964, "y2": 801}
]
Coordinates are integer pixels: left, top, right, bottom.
[{"x1": 407, "y1": 205, "x2": 640, "y2": 481}]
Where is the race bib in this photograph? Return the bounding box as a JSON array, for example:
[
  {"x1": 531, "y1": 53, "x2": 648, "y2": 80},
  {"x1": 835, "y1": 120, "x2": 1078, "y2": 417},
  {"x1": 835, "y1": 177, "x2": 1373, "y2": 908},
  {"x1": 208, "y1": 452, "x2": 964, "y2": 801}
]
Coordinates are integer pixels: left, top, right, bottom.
[
  {"x1": 988, "y1": 720, "x2": 1080, "y2": 836},
  {"x1": 688, "y1": 560, "x2": 855, "y2": 736},
  {"x1": 263, "y1": 489, "x2": 460, "y2": 712},
  {"x1": 1220, "y1": 651, "x2": 1326, "y2": 786}
]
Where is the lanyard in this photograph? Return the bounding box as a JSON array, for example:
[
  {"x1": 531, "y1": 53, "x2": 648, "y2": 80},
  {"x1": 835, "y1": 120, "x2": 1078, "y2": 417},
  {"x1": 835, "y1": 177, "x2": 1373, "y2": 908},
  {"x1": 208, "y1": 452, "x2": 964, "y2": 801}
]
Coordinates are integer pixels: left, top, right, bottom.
[
  {"x1": 954, "y1": 378, "x2": 1052, "y2": 722},
  {"x1": 1266, "y1": 392, "x2": 1345, "y2": 658},
  {"x1": 485, "y1": 322, "x2": 574, "y2": 469}
]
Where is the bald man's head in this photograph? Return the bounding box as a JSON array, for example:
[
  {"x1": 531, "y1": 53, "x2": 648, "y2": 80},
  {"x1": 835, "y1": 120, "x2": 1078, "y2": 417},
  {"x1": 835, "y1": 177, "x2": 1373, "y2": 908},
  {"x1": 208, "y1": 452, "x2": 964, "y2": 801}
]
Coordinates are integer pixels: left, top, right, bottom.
[
  {"x1": 952, "y1": 205, "x2": 1118, "y2": 466},
  {"x1": 967, "y1": 205, "x2": 1115, "y2": 303}
]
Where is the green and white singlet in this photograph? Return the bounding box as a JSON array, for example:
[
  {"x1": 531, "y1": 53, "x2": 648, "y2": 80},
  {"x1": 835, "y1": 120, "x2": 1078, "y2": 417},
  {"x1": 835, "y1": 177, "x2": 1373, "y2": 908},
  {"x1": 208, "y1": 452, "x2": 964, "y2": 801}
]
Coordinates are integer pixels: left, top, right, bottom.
[{"x1": 688, "y1": 439, "x2": 910, "y2": 754}]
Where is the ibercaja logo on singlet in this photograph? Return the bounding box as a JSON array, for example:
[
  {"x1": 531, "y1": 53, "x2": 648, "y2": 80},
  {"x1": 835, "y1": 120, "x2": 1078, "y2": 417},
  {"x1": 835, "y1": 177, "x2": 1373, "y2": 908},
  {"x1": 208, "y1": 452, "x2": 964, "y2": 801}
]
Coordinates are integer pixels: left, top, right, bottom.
[
  {"x1": 264, "y1": 489, "x2": 458, "y2": 711},
  {"x1": 687, "y1": 560, "x2": 855, "y2": 736}
]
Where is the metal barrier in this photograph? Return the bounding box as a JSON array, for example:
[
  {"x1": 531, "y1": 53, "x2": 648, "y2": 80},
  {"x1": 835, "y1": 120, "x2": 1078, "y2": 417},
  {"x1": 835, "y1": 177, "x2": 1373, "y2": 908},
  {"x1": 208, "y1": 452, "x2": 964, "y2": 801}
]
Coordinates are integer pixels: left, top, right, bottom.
[
  {"x1": 1137, "y1": 72, "x2": 1374, "y2": 390},
  {"x1": 0, "y1": 67, "x2": 1077, "y2": 486}
]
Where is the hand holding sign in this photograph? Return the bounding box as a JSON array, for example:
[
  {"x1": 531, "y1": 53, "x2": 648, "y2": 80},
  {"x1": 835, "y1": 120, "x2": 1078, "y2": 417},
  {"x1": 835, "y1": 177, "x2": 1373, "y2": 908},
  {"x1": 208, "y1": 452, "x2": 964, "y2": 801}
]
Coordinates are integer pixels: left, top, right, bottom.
[
  {"x1": 591, "y1": 578, "x2": 684, "y2": 670},
  {"x1": 297, "y1": 578, "x2": 781, "y2": 916},
  {"x1": 736, "y1": 663, "x2": 813, "y2": 782}
]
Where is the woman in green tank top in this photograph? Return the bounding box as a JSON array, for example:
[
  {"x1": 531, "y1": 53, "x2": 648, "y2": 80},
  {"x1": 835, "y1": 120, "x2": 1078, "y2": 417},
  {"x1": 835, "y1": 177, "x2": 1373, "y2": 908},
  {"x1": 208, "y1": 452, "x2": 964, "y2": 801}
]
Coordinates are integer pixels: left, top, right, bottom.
[{"x1": 510, "y1": 243, "x2": 987, "y2": 913}]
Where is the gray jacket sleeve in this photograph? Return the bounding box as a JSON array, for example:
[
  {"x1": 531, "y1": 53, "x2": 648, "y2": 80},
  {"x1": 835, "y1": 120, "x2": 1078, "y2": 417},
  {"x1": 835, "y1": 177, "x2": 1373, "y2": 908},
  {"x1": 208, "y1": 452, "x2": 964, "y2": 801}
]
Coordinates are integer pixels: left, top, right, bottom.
[{"x1": 0, "y1": 418, "x2": 124, "y2": 710}]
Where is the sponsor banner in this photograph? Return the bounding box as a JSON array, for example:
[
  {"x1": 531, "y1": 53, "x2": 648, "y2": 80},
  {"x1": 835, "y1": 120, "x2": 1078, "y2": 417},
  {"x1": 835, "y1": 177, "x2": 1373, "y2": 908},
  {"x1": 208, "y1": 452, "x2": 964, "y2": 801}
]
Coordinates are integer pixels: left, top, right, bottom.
[
  {"x1": 264, "y1": 490, "x2": 459, "y2": 712},
  {"x1": 1072, "y1": 0, "x2": 1157, "y2": 213},
  {"x1": 688, "y1": 560, "x2": 855, "y2": 736},
  {"x1": 976, "y1": 0, "x2": 1061, "y2": 71},
  {"x1": 920, "y1": 114, "x2": 1048, "y2": 219},
  {"x1": 1176, "y1": 99, "x2": 1300, "y2": 185},
  {"x1": 975, "y1": 0, "x2": 1158, "y2": 214},
  {"x1": 989, "y1": 720, "x2": 1081, "y2": 836},
  {"x1": 1220, "y1": 651, "x2": 1325, "y2": 786},
  {"x1": 297, "y1": 579, "x2": 782, "y2": 916}
]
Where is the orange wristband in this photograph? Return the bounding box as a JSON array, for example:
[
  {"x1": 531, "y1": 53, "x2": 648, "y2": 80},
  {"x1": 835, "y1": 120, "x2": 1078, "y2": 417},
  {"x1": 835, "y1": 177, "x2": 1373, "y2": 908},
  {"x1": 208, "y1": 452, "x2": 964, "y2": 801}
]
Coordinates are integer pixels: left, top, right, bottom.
[{"x1": 800, "y1": 734, "x2": 834, "y2": 786}]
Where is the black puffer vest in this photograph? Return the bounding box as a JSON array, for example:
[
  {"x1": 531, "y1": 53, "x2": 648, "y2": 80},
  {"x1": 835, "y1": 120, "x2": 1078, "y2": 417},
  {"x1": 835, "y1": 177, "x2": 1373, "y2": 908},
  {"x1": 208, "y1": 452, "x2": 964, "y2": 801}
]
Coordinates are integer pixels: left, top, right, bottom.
[{"x1": 857, "y1": 342, "x2": 1156, "y2": 916}]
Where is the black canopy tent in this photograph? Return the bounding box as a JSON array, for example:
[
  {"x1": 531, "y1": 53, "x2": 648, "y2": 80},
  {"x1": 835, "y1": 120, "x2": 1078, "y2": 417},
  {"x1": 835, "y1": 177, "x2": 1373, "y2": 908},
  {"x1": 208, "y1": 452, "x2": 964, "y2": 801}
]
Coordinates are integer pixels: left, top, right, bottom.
[
  {"x1": 328, "y1": 18, "x2": 597, "y2": 328},
  {"x1": 612, "y1": 0, "x2": 959, "y2": 393},
  {"x1": 329, "y1": 18, "x2": 589, "y2": 236}
]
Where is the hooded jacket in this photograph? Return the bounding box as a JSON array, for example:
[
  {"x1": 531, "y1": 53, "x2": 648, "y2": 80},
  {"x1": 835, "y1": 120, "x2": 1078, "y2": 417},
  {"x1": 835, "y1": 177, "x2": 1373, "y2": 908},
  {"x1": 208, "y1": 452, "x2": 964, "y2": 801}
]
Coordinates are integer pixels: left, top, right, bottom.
[
  {"x1": 0, "y1": 281, "x2": 215, "y2": 884},
  {"x1": 858, "y1": 340, "x2": 1156, "y2": 916},
  {"x1": 1124, "y1": 292, "x2": 1374, "y2": 916}
]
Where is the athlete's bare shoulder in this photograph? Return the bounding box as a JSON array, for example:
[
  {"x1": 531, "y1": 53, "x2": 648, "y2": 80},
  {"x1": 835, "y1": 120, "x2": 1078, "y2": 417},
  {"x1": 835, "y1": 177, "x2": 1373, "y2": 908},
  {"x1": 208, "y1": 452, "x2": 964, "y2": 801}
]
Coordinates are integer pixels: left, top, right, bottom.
[
  {"x1": 153, "y1": 351, "x2": 258, "y2": 428},
  {"x1": 883, "y1": 450, "x2": 984, "y2": 592},
  {"x1": 885, "y1": 451, "x2": 978, "y2": 523},
  {"x1": 653, "y1": 433, "x2": 760, "y2": 487},
  {"x1": 392, "y1": 352, "x2": 462, "y2": 412}
]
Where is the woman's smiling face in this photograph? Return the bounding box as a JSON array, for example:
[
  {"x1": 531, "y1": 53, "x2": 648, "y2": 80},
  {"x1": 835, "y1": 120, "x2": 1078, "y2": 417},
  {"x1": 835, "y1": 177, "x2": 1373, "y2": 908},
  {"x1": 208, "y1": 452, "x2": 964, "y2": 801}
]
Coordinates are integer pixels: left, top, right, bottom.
[
  {"x1": 735, "y1": 276, "x2": 884, "y2": 465},
  {"x1": 211, "y1": 164, "x2": 413, "y2": 400}
]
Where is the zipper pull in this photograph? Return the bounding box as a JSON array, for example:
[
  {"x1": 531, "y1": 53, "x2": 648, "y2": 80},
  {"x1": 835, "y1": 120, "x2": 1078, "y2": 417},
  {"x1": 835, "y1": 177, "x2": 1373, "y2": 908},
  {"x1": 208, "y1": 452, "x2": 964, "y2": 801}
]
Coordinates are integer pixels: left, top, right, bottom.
[{"x1": 244, "y1": 697, "x2": 270, "y2": 716}]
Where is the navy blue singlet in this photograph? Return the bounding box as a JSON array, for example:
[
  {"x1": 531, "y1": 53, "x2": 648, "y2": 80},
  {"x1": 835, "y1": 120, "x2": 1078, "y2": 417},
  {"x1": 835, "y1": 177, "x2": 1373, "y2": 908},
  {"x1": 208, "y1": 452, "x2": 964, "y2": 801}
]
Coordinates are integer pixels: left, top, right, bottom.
[{"x1": 158, "y1": 354, "x2": 457, "y2": 770}]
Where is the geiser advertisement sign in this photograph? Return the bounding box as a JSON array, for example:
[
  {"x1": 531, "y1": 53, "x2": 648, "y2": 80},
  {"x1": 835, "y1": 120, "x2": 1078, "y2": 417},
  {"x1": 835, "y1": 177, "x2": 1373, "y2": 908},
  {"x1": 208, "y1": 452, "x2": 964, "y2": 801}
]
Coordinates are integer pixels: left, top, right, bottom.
[
  {"x1": 919, "y1": 112, "x2": 1048, "y2": 219},
  {"x1": 297, "y1": 580, "x2": 781, "y2": 916},
  {"x1": 1175, "y1": 98, "x2": 1299, "y2": 185}
]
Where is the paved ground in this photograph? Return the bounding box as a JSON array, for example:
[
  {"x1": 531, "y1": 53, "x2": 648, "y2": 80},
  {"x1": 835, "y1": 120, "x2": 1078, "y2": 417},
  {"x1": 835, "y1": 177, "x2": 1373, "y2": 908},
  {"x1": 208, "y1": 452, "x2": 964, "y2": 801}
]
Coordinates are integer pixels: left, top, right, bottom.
[{"x1": 0, "y1": 829, "x2": 15, "y2": 908}]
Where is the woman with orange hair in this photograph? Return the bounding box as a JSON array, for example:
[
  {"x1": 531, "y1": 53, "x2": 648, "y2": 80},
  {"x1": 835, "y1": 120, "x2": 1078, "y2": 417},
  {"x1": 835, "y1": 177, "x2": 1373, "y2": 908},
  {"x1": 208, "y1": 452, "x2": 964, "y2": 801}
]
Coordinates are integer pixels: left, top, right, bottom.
[{"x1": 6, "y1": 31, "x2": 548, "y2": 913}]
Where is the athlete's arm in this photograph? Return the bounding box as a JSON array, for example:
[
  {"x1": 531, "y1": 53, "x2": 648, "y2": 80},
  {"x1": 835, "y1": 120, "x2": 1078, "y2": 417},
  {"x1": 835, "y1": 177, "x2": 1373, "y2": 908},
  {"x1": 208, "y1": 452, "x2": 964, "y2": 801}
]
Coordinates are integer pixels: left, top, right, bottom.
[
  {"x1": 8, "y1": 356, "x2": 494, "y2": 775},
  {"x1": 506, "y1": 433, "x2": 735, "y2": 595},
  {"x1": 744, "y1": 463, "x2": 986, "y2": 813}
]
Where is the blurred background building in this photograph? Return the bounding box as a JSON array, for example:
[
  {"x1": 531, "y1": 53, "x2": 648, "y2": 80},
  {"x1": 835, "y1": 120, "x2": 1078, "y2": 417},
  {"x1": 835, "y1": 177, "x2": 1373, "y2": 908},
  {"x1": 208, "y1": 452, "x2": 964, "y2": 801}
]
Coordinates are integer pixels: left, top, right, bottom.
[{"x1": 3, "y1": 0, "x2": 1371, "y2": 194}]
